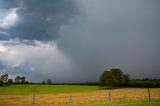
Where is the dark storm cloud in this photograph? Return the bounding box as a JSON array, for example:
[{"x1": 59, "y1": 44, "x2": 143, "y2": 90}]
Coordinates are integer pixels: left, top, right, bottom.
[
  {"x1": 0, "y1": 0, "x2": 77, "y2": 41},
  {"x1": 0, "y1": 0, "x2": 19, "y2": 9},
  {"x1": 58, "y1": 0, "x2": 160, "y2": 80},
  {"x1": 0, "y1": 0, "x2": 160, "y2": 82},
  {"x1": 0, "y1": 31, "x2": 9, "y2": 40},
  {"x1": 0, "y1": 61, "x2": 6, "y2": 70}
]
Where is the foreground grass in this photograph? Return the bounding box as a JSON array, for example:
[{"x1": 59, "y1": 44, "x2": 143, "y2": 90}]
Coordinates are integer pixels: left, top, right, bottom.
[
  {"x1": 0, "y1": 85, "x2": 160, "y2": 106},
  {"x1": 85, "y1": 100, "x2": 160, "y2": 106},
  {"x1": 0, "y1": 84, "x2": 99, "y2": 94}
]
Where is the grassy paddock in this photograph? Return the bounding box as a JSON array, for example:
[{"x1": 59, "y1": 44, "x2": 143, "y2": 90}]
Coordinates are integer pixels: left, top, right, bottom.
[
  {"x1": 0, "y1": 84, "x2": 99, "y2": 94},
  {"x1": 0, "y1": 85, "x2": 160, "y2": 106},
  {"x1": 85, "y1": 100, "x2": 160, "y2": 106}
]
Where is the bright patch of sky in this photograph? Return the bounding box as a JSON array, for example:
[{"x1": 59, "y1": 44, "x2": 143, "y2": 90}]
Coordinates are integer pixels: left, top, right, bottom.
[{"x1": 0, "y1": 8, "x2": 18, "y2": 29}]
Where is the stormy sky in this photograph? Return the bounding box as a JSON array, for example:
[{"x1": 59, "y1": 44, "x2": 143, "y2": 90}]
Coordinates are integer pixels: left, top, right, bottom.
[{"x1": 0, "y1": 0, "x2": 160, "y2": 82}]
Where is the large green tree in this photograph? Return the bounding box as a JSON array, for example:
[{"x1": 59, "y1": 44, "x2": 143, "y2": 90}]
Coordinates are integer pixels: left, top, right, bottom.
[
  {"x1": 99, "y1": 69, "x2": 130, "y2": 88},
  {"x1": 99, "y1": 71, "x2": 112, "y2": 88},
  {"x1": 111, "y1": 69, "x2": 123, "y2": 87}
]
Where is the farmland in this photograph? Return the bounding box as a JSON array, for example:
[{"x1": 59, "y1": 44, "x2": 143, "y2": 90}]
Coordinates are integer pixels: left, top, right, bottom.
[
  {"x1": 84, "y1": 101, "x2": 160, "y2": 106},
  {"x1": 0, "y1": 85, "x2": 98, "y2": 95},
  {"x1": 0, "y1": 85, "x2": 160, "y2": 106}
]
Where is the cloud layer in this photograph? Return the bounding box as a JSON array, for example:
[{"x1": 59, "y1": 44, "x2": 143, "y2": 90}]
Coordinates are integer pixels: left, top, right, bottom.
[
  {"x1": 0, "y1": 0, "x2": 160, "y2": 82},
  {"x1": 58, "y1": 0, "x2": 160, "y2": 79},
  {"x1": 0, "y1": 40, "x2": 83, "y2": 82}
]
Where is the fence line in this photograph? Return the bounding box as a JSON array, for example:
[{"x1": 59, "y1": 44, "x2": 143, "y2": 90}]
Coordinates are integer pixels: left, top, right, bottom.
[
  {"x1": 1, "y1": 88, "x2": 160, "y2": 106},
  {"x1": 148, "y1": 88, "x2": 151, "y2": 101},
  {"x1": 70, "y1": 95, "x2": 72, "y2": 106},
  {"x1": 108, "y1": 90, "x2": 111, "y2": 103},
  {"x1": 32, "y1": 94, "x2": 35, "y2": 106}
]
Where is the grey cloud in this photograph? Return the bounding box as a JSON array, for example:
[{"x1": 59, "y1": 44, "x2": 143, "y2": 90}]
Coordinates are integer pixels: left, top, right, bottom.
[
  {"x1": 58, "y1": 0, "x2": 160, "y2": 80},
  {"x1": 0, "y1": 0, "x2": 160, "y2": 82},
  {"x1": 0, "y1": 39, "x2": 41, "y2": 46},
  {"x1": 0, "y1": 0, "x2": 19, "y2": 10},
  {"x1": 0, "y1": 0, "x2": 78, "y2": 41},
  {"x1": 0, "y1": 31, "x2": 9, "y2": 40},
  {"x1": 0, "y1": 40, "x2": 83, "y2": 82},
  {"x1": 0, "y1": 61, "x2": 7, "y2": 70}
]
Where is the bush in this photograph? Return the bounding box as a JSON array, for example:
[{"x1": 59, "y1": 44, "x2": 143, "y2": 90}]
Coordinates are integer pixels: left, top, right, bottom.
[
  {"x1": 86, "y1": 82, "x2": 99, "y2": 86},
  {"x1": 0, "y1": 80, "x2": 3, "y2": 87}
]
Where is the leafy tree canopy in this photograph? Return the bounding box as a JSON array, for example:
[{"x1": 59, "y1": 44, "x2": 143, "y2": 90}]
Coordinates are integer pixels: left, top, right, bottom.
[{"x1": 99, "y1": 69, "x2": 130, "y2": 88}]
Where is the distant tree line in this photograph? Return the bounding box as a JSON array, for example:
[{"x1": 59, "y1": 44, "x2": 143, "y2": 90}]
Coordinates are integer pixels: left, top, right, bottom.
[
  {"x1": 99, "y1": 69, "x2": 160, "y2": 88},
  {"x1": 41, "y1": 79, "x2": 53, "y2": 85},
  {"x1": 14, "y1": 76, "x2": 29, "y2": 84},
  {"x1": 0, "y1": 74, "x2": 55, "y2": 87},
  {"x1": 129, "y1": 78, "x2": 160, "y2": 88},
  {"x1": 1, "y1": 71, "x2": 160, "y2": 88},
  {"x1": 0, "y1": 74, "x2": 29, "y2": 87},
  {"x1": 0, "y1": 74, "x2": 54, "y2": 87}
]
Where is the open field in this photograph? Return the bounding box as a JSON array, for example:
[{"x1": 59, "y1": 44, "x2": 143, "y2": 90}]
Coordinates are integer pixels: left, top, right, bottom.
[
  {"x1": 0, "y1": 85, "x2": 160, "y2": 106},
  {"x1": 0, "y1": 85, "x2": 99, "y2": 94},
  {"x1": 84, "y1": 101, "x2": 160, "y2": 106}
]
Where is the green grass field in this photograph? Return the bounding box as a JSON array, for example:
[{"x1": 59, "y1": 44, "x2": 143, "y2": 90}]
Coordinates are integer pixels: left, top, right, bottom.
[
  {"x1": 0, "y1": 84, "x2": 99, "y2": 94},
  {"x1": 85, "y1": 101, "x2": 160, "y2": 106},
  {"x1": 0, "y1": 85, "x2": 160, "y2": 106}
]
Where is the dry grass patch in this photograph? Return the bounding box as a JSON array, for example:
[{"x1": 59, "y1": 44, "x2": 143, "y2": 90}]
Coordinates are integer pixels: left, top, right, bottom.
[{"x1": 0, "y1": 88, "x2": 160, "y2": 106}]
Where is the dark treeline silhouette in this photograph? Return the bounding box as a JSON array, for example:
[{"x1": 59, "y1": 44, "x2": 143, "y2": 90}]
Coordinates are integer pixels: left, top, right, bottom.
[
  {"x1": 0, "y1": 72, "x2": 160, "y2": 88},
  {"x1": 41, "y1": 79, "x2": 52, "y2": 85},
  {"x1": 85, "y1": 82, "x2": 99, "y2": 86},
  {"x1": 129, "y1": 78, "x2": 160, "y2": 88},
  {"x1": 0, "y1": 74, "x2": 29, "y2": 87},
  {"x1": 99, "y1": 69, "x2": 160, "y2": 88},
  {"x1": 15, "y1": 76, "x2": 29, "y2": 84}
]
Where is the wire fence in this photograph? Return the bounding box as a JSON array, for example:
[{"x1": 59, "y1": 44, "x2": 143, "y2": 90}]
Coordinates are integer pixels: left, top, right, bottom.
[{"x1": 0, "y1": 88, "x2": 160, "y2": 106}]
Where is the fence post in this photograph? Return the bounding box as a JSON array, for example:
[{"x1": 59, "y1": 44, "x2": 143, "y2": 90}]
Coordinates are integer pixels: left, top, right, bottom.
[
  {"x1": 108, "y1": 90, "x2": 111, "y2": 103},
  {"x1": 32, "y1": 94, "x2": 35, "y2": 106},
  {"x1": 69, "y1": 95, "x2": 72, "y2": 106},
  {"x1": 148, "y1": 88, "x2": 151, "y2": 101}
]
